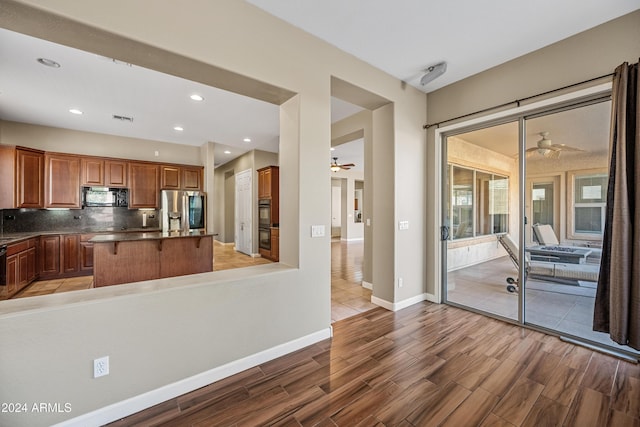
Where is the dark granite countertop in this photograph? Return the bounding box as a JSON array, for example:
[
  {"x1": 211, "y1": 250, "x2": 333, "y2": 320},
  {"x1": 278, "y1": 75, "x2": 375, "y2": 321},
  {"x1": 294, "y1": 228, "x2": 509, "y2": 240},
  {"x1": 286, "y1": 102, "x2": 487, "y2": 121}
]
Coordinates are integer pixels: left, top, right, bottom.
[
  {"x1": 89, "y1": 231, "x2": 215, "y2": 243},
  {"x1": 0, "y1": 228, "x2": 162, "y2": 246}
]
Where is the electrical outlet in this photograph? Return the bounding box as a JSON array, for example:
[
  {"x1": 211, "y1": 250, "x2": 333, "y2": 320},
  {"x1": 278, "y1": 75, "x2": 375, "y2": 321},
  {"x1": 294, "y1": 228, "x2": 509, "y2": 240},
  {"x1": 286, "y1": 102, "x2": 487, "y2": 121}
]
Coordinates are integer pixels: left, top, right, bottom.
[
  {"x1": 93, "y1": 356, "x2": 109, "y2": 378},
  {"x1": 398, "y1": 277, "x2": 403, "y2": 288}
]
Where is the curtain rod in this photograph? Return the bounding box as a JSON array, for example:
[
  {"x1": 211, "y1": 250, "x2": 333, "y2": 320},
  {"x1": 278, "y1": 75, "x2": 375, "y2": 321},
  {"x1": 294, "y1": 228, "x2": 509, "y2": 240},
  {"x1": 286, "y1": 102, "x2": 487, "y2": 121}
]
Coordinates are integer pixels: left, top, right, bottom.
[{"x1": 423, "y1": 72, "x2": 614, "y2": 130}]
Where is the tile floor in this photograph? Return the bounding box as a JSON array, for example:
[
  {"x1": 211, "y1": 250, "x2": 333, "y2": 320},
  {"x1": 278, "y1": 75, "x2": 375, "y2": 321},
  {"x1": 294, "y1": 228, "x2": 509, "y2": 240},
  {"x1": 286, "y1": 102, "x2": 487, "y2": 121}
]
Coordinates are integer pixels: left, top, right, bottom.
[{"x1": 447, "y1": 255, "x2": 639, "y2": 355}]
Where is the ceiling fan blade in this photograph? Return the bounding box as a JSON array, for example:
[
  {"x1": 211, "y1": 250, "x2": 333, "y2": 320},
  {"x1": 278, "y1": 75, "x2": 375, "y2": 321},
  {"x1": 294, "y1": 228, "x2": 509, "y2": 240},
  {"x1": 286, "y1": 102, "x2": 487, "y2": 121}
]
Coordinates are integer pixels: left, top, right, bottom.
[
  {"x1": 525, "y1": 147, "x2": 538, "y2": 153},
  {"x1": 553, "y1": 144, "x2": 584, "y2": 152},
  {"x1": 340, "y1": 163, "x2": 355, "y2": 167},
  {"x1": 545, "y1": 150, "x2": 561, "y2": 159},
  {"x1": 340, "y1": 165, "x2": 352, "y2": 170}
]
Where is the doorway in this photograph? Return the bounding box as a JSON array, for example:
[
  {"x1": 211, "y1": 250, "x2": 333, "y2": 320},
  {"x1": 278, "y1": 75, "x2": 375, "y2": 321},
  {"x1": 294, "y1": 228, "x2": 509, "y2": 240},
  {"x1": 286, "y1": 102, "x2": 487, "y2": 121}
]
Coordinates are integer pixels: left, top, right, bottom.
[{"x1": 235, "y1": 169, "x2": 252, "y2": 255}]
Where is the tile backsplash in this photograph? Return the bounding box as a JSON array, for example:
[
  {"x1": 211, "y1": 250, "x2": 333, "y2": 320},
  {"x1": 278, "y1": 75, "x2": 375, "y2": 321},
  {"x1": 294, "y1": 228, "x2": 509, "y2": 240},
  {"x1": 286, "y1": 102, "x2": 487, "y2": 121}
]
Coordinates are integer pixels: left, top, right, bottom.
[{"x1": 1, "y1": 207, "x2": 159, "y2": 234}]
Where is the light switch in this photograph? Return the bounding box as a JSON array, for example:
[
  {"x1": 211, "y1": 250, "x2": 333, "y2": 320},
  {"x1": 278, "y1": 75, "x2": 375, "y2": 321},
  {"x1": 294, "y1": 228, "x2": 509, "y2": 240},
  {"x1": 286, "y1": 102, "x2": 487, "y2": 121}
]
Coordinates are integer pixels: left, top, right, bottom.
[
  {"x1": 399, "y1": 220, "x2": 409, "y2": 230},
  {"x1": 311, "y1": 225, "x2": 325, "y2": 237}
]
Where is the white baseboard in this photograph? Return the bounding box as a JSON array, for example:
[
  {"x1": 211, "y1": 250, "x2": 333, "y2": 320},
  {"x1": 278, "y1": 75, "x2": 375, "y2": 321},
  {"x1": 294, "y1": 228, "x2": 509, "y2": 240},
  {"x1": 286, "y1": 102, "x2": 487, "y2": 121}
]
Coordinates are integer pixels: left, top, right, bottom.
[
  {"x1": 53, "y1": 328, "x2": 333, "y2": 427},
  {"x1": 340, "y1": 237, "x2": 364, "y2": 241},
  {"x1": 371, "y1": 293, "x2": 437, "y2": 312},
  {"x1": 362, "y1": 281, "x2": 373, "y2": 290}
]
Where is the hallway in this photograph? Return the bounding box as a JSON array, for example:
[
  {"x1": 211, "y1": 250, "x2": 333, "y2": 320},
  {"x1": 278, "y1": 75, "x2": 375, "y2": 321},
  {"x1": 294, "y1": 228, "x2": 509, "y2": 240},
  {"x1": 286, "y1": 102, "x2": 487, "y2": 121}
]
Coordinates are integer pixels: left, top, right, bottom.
[{"x1": 331, "y1": 239, "x2": 376, "y2": 322}]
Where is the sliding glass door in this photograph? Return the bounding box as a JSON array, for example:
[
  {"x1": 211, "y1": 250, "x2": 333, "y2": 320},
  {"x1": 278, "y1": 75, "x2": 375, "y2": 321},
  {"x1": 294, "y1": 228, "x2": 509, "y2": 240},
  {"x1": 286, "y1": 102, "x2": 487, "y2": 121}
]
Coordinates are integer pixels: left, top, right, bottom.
[
  {"x1": 441, "y1": 97, "x2": 640, "y2": 358},
  {"x1": 443, "y1": 121, "x2": 519, "y2": 320}
]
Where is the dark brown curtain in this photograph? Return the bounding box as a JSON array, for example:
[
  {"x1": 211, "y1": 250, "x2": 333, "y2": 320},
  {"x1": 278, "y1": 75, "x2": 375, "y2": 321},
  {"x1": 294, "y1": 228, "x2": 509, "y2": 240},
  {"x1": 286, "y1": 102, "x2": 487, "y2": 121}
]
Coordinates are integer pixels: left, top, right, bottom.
[{"x1": 593, "y1": 60, "x2": 639, "y2": 350}]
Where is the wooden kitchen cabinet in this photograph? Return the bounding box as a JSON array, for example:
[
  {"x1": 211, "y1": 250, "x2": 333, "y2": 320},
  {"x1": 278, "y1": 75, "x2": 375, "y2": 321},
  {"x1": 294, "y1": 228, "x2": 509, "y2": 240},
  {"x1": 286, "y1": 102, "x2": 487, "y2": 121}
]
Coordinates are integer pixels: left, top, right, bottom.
[
  {"x1": 0, "y1": 145, "x2": 16, "y2": 208},
  {"x1": 16, "y1": 147, "x2": 45, "y2": 208},
  {"x1": 81, "y1": 158, "x2": 128, "y2": 188},
  {"x1": 39, "y1": 235, "x2": 61, "y2": 279},
  {"x1": 45, "y1": 153, "x2": 81, "y2": 208},
  {"x1": 81, "y1": 157, "x2": 105, "y2": 186},
  {"x1": 105, "y1": 160, "x2": 128, "y2": 187},
  {"x1": 182, "y1": 166, "x2": 203, "y2": 190},
  {"x1": 3, "y1": 238, "x2": 38, "y2": 299},
  {"x1": 161, "y1": 165, "x2": 181, "y2": 189},
  {"x1": 5, "y1": 254, "x2": 18, "y2": 298},
  {"x1": 257, "y1": 166, "x2": 279, "y2": 225},
  {"x1": 129, "y1": 162, "x2": 159, "y2": 208},
  {"x1": 270, "y1": 227, "x2": 279, "y2": 262},
  {"x1": 80, "y1": 234, "x2": 95, "y2": 273},
  {"x1": 161, "y1": 165, "x2": 203, "y2": 190},
  {"x1": 61, "y1": 234, "x2": 80, "y2": 274},
  {"x1": 258, "y1": 166, "x2": 274, "y2": 199}
]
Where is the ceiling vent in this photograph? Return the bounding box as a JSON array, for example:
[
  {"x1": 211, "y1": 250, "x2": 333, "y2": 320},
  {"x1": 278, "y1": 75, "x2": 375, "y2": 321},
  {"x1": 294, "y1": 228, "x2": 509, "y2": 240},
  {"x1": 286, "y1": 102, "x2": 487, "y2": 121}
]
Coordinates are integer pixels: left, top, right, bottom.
[{"x1": 112, "y1": 114, "x2": 134, "y2": 123}]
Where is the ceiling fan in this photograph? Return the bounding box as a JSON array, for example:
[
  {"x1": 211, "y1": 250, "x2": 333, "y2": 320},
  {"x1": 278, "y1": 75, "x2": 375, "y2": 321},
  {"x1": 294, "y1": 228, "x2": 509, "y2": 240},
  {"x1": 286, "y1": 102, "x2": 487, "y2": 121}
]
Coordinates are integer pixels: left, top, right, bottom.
[
  {"x1": 526, "y1": 132, "x2": 584, "y2": 159},
  {"x1": 330, "y1": 157, "x2": 355, "y2": 172}
]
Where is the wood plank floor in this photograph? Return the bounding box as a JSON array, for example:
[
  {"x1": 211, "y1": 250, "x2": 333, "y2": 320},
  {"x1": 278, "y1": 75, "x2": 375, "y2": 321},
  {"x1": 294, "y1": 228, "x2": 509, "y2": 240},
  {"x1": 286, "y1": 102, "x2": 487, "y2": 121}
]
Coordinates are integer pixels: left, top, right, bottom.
[{"x1": 107, "y1": 302, "x2": 640, "y2": 426}]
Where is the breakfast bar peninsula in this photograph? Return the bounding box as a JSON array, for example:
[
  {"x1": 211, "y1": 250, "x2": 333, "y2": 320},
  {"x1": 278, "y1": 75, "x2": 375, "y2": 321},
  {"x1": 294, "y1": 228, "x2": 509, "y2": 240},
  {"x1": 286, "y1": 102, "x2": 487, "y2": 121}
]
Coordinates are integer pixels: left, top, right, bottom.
[{"x1": 90, "y1": 231, "x2": 214, "y2": 287}]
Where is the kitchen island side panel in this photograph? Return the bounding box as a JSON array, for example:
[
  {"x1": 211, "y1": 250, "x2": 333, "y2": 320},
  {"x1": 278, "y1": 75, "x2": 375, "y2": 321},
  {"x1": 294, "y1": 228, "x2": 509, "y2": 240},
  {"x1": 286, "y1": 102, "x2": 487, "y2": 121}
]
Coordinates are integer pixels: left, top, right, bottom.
[{"x1": 93, "y1": 240, "x2": 160, "y2": 287}]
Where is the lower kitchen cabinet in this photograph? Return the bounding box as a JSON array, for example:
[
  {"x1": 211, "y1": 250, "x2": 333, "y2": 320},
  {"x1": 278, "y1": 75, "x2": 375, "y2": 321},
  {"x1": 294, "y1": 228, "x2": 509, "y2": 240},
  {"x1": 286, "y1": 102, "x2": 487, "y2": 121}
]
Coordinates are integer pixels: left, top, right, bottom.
[
  {"x1": 2, "y1": 238, "x2": 38, "y2": 300},
  {"x1": 80, "y1": 234, "x2": 95, "y2": 273},
  {"x1": 39, "y1": 235, "x2": 61, "y2": 279},
  {"x1": 39, "y1": 234, "x2": 89, "y2": 280}
]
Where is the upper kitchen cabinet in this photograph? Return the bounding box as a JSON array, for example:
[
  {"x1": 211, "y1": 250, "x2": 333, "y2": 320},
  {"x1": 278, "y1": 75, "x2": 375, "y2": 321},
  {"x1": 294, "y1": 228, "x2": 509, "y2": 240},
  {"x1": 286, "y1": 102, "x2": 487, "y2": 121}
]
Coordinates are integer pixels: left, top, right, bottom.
[
  {"x1": 161, "y1": 165, "x2": 181, "y2": 189},
  {"x1": 105, "y1": 160, "x2": 128, "y2": 187},
  {"x1": 45, "y1": 153, "x2": 81, "y2": 208},
  {"x1": 182, "y1": 166, "x2": 203, "y2": 191},
  {"x1": 0, "y1": 145, "x2": 17, "y2": 208},
  {"x1": 81, "y1": 157, "x2": 104, "y2": 186},
  {"x1": 0, "y1": 146, "x2": 45, "y2": 209},
  {"x1": 160, "y1": 165, "x2": 203, "y2": 190},
  {"x1": 129, "y1": 162, "x2": 159, "y2": 208},
  {"x1": 81, "y1": 158, "x2": 128, "y2": 187},
  {"x1": 258, "y1": 165, "x2": 279, "y2": 200}
]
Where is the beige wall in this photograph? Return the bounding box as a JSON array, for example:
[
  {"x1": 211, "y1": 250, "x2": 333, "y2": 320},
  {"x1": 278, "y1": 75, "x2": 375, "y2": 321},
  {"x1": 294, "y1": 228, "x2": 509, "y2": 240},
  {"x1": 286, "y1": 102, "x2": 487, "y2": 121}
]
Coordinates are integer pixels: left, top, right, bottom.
[
  {"x1": 425, "y1": 10, "x2": 640, "y2": 297},
  {"x1": 0, "y1": 120, "x2": 203, "y2": 165},
  {"x1": 212, "y1": 149, "x2": 278, "y2": 251},
  {"x1": 0, "y1": 1, "x2": 427, "y2": 426}
]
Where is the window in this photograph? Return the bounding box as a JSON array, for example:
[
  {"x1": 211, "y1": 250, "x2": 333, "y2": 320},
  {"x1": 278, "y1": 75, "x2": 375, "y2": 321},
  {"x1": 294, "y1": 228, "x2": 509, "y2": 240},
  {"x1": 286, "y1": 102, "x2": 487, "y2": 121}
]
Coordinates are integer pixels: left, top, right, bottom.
[
  {"x1": 449, "y1": 164, "x2": 509, "y2": 239},
  {"x1": 568, "y1": 170, "x2": 607, "y2": 240}
]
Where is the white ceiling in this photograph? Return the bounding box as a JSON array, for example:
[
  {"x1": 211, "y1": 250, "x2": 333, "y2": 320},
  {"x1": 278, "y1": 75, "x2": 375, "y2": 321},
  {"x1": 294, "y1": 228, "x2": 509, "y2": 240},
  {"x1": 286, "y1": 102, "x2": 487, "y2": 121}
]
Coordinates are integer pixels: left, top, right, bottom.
[
  {"x1": 248, "y1": 0, "x2": 639, "y2": 92},
  {"x1": 1, "y1": 3, "x2": 637, "y2": 171}
]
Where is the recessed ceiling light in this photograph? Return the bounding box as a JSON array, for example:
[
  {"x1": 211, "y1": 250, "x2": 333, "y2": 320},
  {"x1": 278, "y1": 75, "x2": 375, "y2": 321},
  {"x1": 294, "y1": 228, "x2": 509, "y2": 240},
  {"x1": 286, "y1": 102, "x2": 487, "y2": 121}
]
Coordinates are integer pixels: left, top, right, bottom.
[
  {"x1": 224, "y1": 150, "x2": 231, "y2": 154},
  {"x1": 190, "y1": 94, "x2": 204, "y2": 101},
  {"x1": 173, "y1": 126, "x2": 184, "y2": 131},
  {"x1": 243, "y1": 138, "x2": 251, "y2": 143},
  {"x1": 330, "y1": 147, "x2": 335, "y2": 151},
  {"x1": 37, "y1": 58, "x2": 61, "y2": 68},
  {"x1": 69, "y1": 109, "x2": 83, "y2": 115}
]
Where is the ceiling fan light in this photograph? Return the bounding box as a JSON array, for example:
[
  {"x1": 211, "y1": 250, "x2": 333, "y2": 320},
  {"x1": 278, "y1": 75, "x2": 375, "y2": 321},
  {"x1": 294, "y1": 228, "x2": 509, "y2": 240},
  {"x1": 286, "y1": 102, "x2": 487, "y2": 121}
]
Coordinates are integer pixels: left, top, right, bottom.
[
  {"x1": 537, "y1": 147, "x2": 551, "y2": 155},
  {"x1": 330, "y1": 165, "x2": 341, "y2": 172}
]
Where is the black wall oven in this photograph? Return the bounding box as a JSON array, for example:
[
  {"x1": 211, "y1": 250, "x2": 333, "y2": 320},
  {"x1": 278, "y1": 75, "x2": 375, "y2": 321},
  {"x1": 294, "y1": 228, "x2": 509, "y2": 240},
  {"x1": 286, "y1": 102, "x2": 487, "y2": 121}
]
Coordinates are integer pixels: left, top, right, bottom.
[
  {"x1": 258, "y1": 199, "x2": 271, "y2": 229},
  {"x1": 258, "y1": 199, "x2": 271, "y2": 250}
]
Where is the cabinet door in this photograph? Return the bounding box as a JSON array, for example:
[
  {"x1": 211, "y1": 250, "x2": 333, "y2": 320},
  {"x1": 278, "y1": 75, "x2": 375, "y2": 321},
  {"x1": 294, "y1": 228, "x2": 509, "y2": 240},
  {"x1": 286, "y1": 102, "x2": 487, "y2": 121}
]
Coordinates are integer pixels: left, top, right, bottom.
[
  {"x1": 45, "y1": 154, "x2": 81, "y2": 208},
  {"x1": 6, "y1": 254, "x2": 18, "y2": 296},
  {"x1": 129, "y1": 163, "x2": 159, "y2": 208},
  {"x1": 182, "y1": 167, "x2": 202, "y2": 190},
  {"x1": 0, "y1": 145, "x2": 15, "y2": 209},
  {"x1": 81, "y1": 158, "x2": 104, "y2": 186},
  {"x1": 105, "y1": 160, "x2": 128, "y2": 187},
  {"x1": 61, "y1": 234, "x2": 80, "y2": 274},
  {"x1": 16, "y1": 148, "x2": 44, "y2": 208},
  {"x1": 80, "y1": 240, "x2": 94, "y2": 272},
  {"x1": 18, "y1": 250, "x2": 29, "y2": 289},
  {"x1": 161, "y1": 165, "x2": 181, "y2": 189},
  {"x1": 27, "y1": 246, "x2": 37, "y2": 283},
  {"x1": 39, "y1": 235, "x2": 61, "y2": 277}
]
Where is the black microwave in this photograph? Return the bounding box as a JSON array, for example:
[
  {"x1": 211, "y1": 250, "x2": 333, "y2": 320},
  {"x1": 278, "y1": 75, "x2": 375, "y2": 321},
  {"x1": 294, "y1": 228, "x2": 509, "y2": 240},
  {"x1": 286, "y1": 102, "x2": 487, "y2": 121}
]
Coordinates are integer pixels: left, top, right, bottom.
[{"x1": 82, "y1": 187, "x2": 129, "y2": 207}]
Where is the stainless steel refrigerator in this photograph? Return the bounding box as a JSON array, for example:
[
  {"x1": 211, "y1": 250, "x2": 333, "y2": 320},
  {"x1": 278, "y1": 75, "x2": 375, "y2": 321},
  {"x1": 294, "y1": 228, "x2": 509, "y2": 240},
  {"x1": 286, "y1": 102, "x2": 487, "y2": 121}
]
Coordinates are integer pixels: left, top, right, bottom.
[{"x1": 161, "y1": 190, "x2": 207, "y2": 232}]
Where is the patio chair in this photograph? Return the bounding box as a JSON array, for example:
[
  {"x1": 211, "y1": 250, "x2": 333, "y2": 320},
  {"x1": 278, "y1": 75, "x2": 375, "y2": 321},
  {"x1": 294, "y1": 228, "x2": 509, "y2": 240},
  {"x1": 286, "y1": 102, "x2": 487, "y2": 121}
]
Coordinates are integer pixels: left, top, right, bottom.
[
  {"x1": 497, "y1": 233, "x2": 600, "y2": 293},
  {"x1": 532, "y1": 223, "x2": 602, "y2": 261}
]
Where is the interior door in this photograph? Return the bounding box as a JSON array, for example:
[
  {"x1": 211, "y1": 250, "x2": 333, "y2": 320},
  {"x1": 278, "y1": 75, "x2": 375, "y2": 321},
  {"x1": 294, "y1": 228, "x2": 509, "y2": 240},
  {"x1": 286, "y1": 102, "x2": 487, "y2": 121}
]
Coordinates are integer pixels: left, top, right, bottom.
[
  {"x1": 235, "y1": 169, "x2": 252, "y2": 255},
  {"x1": 331, "y1": 184, "x2": 342, "y2": 238}
]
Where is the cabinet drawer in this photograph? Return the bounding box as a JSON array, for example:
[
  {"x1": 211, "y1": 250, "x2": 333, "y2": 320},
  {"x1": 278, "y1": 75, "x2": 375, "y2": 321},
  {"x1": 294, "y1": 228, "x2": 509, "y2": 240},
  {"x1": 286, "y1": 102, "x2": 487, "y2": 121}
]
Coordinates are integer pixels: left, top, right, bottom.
[{"x1": 7, "y1": 240, "x2": 29, "y2": 256}]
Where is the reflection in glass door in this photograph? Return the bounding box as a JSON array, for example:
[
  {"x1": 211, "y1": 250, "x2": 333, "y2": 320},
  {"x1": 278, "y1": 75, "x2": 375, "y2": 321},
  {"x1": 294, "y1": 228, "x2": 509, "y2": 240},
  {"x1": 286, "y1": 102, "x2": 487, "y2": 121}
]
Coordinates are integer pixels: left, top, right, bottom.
[{"x1": 443, "y1": 122, "x2": 519, "y2": 320}]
